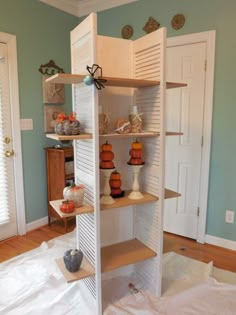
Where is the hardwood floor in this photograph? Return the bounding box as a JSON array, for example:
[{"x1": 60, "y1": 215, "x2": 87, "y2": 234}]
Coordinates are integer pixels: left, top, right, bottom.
[
  {"x1": 1, "y1": 223, "x2": 236, "y2": 273},
  {"x1": 0, "y1": 221, "x2": 75, "y2": 263},
  {"x1": 163, "y1": 232, "x2": 236, "y2": 273}
]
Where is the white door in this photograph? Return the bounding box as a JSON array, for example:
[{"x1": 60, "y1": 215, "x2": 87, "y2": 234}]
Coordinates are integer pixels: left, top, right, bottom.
[
  {"x1": 0, "y1": 37, "x2": 25, "y2": 240},
  {"x1": 164, "y1": 42, "x2": 206, "y2": 239}
]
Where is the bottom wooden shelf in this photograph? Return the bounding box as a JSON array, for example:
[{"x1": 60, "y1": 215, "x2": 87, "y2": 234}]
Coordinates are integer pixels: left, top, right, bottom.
[
  {"x1": 101, "y1": 239, "x2": 157, "y2": 273},
  {"x1": 57, "y1": 239, "x2": 157, "y2": 282},
  {"x1": 56, "y1": 255, "x2": 95, "y2": 283}
]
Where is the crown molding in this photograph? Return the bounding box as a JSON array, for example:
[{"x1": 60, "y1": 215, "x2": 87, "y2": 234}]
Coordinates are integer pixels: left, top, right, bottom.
[{"x1": 39, "y1": 0, "x2": 138, "y2": 17}]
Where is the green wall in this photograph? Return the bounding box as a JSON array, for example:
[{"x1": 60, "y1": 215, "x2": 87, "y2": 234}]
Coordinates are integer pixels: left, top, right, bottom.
[
  {"x1": 95, "y1": 0, "x2": 236, "y2": 242},
  {"x1": 0, "y1": 0, "x2": 78, "y2": 223}
]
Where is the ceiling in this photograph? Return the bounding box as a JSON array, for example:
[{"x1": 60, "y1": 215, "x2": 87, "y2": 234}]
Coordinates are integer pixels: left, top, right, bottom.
[{"x1": 39, "y1": 0, "x2": 138, "y2": 17}]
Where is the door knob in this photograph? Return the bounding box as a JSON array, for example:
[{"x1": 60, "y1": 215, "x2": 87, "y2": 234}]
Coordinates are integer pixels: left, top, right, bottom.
[
  {"x1": 4, "y1": 137, "x2": 11, "y2": 144},
  {"x1": 5, "y1": 149, "x2": 14, "y2": 157}
]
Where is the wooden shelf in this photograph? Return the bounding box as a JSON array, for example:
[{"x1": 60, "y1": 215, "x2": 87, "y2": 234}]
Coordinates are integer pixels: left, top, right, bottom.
[
  {"x1": 56, "y1": 256, "x2": 95, "y2": 283},
  {"x1": 101, "y1": 238, "x2": 157, "y2": 273},
  {"x1": 46, "y1": 133, "x2": 92, "y2": 141},
  {"x1": 50, "y1": 199, "x2": 94, "y2": 218},
  {"x1": 65, "y1": 173, "x2": 74, "y2": 180},
  {"x1": 101, "y1": 189, "x2": 180, "y2": 211},
  {"x1": 46, "y1": 73, "x2": 187, "y2": 89}
]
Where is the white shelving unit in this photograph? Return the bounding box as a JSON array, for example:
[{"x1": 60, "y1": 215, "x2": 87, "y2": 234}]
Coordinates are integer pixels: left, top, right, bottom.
[{"x1": 48, "y1": 13, "x2": 186, "y2": 314}]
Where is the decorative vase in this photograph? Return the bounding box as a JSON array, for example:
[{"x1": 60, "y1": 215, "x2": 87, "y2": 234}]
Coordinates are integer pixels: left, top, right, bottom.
[
  {"x1": 63, "y1": 249, "x2": 83, "y2": 272},
  {"x1": 55, "y1": 120, "x2": 80, "y2": 135}
]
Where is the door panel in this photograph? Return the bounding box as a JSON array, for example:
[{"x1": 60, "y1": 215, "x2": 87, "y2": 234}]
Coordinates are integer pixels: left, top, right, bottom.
[
  {"x1": 0, "y1": 42, "x2": 17, "y2": 240},
  {"x1": 164, "y1": 42, "x2": 206, "y2": 239}
]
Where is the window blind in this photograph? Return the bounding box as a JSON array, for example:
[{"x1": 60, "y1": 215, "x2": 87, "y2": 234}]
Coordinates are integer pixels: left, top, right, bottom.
[{"x1": 0, "y1": 54, "x2": 12, "y2": 226}]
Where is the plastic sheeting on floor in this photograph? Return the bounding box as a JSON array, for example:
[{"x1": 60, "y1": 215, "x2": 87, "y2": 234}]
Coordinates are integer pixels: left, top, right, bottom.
[{"x1": 1, "y1": 230, "x2": 236, "y2": 315}]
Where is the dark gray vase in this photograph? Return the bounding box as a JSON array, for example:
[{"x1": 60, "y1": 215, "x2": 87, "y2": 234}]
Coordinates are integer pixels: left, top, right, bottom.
[{"x1": 63, "y1": 249, "x2": 83, "y2": 272}]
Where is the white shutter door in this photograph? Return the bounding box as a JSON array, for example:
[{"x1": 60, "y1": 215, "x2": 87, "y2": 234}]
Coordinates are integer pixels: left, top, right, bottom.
[{"x1": 0, "y1": 42, "x2": 17, "y2": 240}]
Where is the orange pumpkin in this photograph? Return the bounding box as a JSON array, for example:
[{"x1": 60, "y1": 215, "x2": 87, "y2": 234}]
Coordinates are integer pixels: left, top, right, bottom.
[
  {"x1": 100, "y1": 150, "x2": 114, "y2": 161},
  {"x1": 111, "y1": 188, "x2": 122, "y2": 195},
  {"x1": 100, "y1": 160, "x2": 115, "y2": 169},
  {"x1": 129, "y1": 158, "x2": 143, "y2": 165},
  {"x1": 101, "y1": 140, "x2": 112, "y2": 151},
  {"x1": 109, "y1": 179, "x2": 122, "y2": 188},
  {"x1": 132, "y1": 139, "x2": 142, "y2": 150},
  {"x1": 129, "y1": 149, "x2": 143, "y2": 158},
  {"x1": 110, "y1": 171, "x2": 121, "y2": 180}
]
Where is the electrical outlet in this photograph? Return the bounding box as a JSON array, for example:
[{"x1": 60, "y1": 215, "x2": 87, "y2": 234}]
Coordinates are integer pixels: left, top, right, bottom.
[{"x1": 225, "y1": 210, "x2": 235, "y2": 223}]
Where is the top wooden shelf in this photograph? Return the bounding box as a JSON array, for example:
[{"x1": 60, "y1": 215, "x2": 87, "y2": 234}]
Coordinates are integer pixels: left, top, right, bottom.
[{"x1": 46, "y1": 73, "x2": 187, "y2": 89}]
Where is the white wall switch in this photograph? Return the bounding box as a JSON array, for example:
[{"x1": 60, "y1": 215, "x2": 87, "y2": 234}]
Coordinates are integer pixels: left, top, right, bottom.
[
  {"x1": 20, "y1": 118, "x2": 33, "y2": 130},
  {"x1": 225, "y1": 210, "x2": 234, "y2": 223}
]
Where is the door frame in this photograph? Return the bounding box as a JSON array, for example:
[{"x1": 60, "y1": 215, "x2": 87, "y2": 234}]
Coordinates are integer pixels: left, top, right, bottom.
[
  {"x1": 0, "y1": 32, "x2": 26, "y2": 235},
  {"x1": 167, "y1": 30, "x2": 216, "y2": 243}
]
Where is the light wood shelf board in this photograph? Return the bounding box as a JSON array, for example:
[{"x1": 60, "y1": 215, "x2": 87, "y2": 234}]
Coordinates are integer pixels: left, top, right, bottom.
[
  {"x1": 46, "y1": 73, "x2": 84, "y2": 84},
  {"x1": 167, "y1": 82, "x2": 187, "y2": 89},
  {"x1": 101, "y1": 189, "x2": 180, "y2": 211},
  {"x1": 56, "y1": 256, "x2": 95, "y2": 283},
  {"x1": 46, "y1": 133, "x2": 92, "y2": 141},
  {"x1": 101, "y1": 238, "x2": 157, "y2": 273},
  {"x1": 165, "y1": 189, "x2": 181, "y2": 199},
  {"x1": 50, "y1": 199, "x2": 94, "y2": 218},
  {"x1": 99, "y1": 131, "x2": 159, "y2": 139},
  {"x1": 100, "y1": 191, "x2": 158, "y2": 210},
  {"x1": 65, "y1": 173, "x2": 74, "y2": 180},
  {"x1": 45, "y1": 73, "x2": 187, "y2": 89}
]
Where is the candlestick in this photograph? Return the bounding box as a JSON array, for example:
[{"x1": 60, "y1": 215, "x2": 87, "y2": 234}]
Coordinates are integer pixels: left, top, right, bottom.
[{"x1": 128, "y1": 164, "x2": 144, "y2": 199}]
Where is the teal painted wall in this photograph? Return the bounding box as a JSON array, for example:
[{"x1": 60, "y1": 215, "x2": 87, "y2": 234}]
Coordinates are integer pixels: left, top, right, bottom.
[
  {"x1": 0, "y1": 0, "x2": 78, "y2": 223},
  {"x1": 95, "y1": 0, "x2": 236, "y2": 241}
]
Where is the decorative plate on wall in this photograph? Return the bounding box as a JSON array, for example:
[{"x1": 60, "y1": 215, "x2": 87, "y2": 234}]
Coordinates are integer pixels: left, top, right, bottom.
[
  {"x1": 171, "y1": 14, "x2": 186, "y2": 30},
  {"x1": 143, "y1": 17, "x2": 160, "y2": 34},
  {"x1": 121, "y1": 25, "x2": 134, "y2": 39}
]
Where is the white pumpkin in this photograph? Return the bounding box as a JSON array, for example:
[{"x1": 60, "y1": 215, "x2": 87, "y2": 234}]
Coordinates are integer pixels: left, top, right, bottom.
[{"x1": 63, "y1": 184, "x2": 85, "y2": 207}]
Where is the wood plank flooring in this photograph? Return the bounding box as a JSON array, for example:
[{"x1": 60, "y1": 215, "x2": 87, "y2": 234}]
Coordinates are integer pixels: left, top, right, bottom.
[
  {"x1": 163, "y1": 232, "x2": 236, "y2": 273},
  {"x1": 1, "y1": 223, "x2": 236, "y2": 274}
]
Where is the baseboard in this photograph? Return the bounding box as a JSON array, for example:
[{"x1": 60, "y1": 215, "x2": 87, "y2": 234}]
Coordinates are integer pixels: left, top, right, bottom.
[
  {"x1": 26, "y1": 216, "x2": 48, "y2": 232},
  {"x1": 205, "y1": 234, "x2": 236, "y2": 251}
]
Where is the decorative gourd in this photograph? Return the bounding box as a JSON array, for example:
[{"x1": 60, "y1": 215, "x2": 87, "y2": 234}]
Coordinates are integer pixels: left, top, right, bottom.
[
  {"x1": 100, "y1": 160, "x2": 115, "y2": 169},
  {"x1": 110, "y1": 170, "x2": 121, "y2": 180},
  {"x1": 59, "y1": 200, "x2": 75, "y2": 213},
  {"x1": 109, "y1": 178, "x2": 122, "y2": 188},
  {"x1": 63, "y1": 184, "x2": 85, "y2": 207},
  {"x1": 111, "y1": 188, "x2": 122, "y2": 195},
  {"x1": 132, "y1": 139, "x2": 142, "y2": 150},
  {"x1": 100, "y1": 150, "x2": 115, "y2": 161},
  {"x1": 129, "y1": 149, "x2": 143, "y2": 158},
  {"x1": 101, "y1": 141, "x2": 112, "y2": 151},
  {"x1": 129, "y1": 158, "x2": 143, "y2": 165},
  {"x1": 63, "y1": 249, "x2": 83, "y2": 272}
]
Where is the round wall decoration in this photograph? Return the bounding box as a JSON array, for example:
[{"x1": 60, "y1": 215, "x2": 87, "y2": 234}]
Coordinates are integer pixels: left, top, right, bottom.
[
  {"x1": 121, "y1": 25, "x2": 134, "y2": 39},
  {"x1": 171, "y1": 14, "x2": 186, "y2": 30}
]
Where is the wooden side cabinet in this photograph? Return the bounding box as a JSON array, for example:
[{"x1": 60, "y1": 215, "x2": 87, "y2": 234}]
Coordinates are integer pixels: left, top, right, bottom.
[{"x1": 45, "y1": 146, "x2": 74, "y2": 231}]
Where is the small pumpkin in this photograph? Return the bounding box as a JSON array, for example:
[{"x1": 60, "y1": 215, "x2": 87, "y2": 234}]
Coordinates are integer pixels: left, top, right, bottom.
[
  {"x1": 63, "y1": 249, "x2": 83, "y2": 272},
  {"x1": 132, "y1": 139, "x2": 142, "y2": 150},
  {"x1": 109, "y1": 179, "x2": 122, "y2": 188},
  {"x1": 111, "y1": 188, "x2": 122, "y2": 195},
  {"x1": 101, "y1": 140, "x2": 112, "y2": 151},
  {"x1": 100, "y1": 160, "x2": 115, "y2": 169},
  {"x1": 63, "y1": 183, "x2": 85, "y2": 207},
  {"x1": 100, "y1": 150, "x2": 114, "y2": 161},
  {"x1": 129, "y1": 149, "x2": 143, "y2": 158},
  {"x1": 59, "y1": 200, "x2": 75, "y2": 213},
  {"x1": 128, "y1": 158, "x2": 143, "y2": 165},
  {"x1": 110, "y1": 170, "x2": 121, "y2": 180}
]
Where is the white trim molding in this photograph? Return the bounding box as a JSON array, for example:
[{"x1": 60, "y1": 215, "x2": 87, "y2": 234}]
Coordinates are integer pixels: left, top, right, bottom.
[
  {"x1": 26, "y1": 216, "x2": 48, "y2": 232},
  {"x1": 205, "y1": 234, "x2": 236, "y2": 251},
  {"x1": 167, "y1": 30, "x2": 216, "y2": 244},
  {"x1": 0, "y1": 32, "x2": 27, "y2": 236},
  {"x1": 39, "y1": 0, "x2": 138, "y2": 17}
]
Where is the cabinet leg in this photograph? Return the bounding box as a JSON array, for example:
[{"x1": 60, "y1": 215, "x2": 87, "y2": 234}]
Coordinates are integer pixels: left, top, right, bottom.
[{"x1": 48, "y1": 216, "x2": 51, "y2": 226}]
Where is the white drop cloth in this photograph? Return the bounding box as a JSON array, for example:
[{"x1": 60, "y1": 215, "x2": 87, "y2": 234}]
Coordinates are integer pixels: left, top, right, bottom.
[{"x1": 1, "y1": 231, "x2": 236, "y2": 315}]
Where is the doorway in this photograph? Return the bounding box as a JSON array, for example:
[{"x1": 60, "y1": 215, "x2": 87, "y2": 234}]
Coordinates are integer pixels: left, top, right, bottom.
[
  {"x1": 0, "y1": 32, "x2": 26, "y2": 240},
  {"x1": 164, "y1": 31, "x2": 216, "y2": 243}
]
